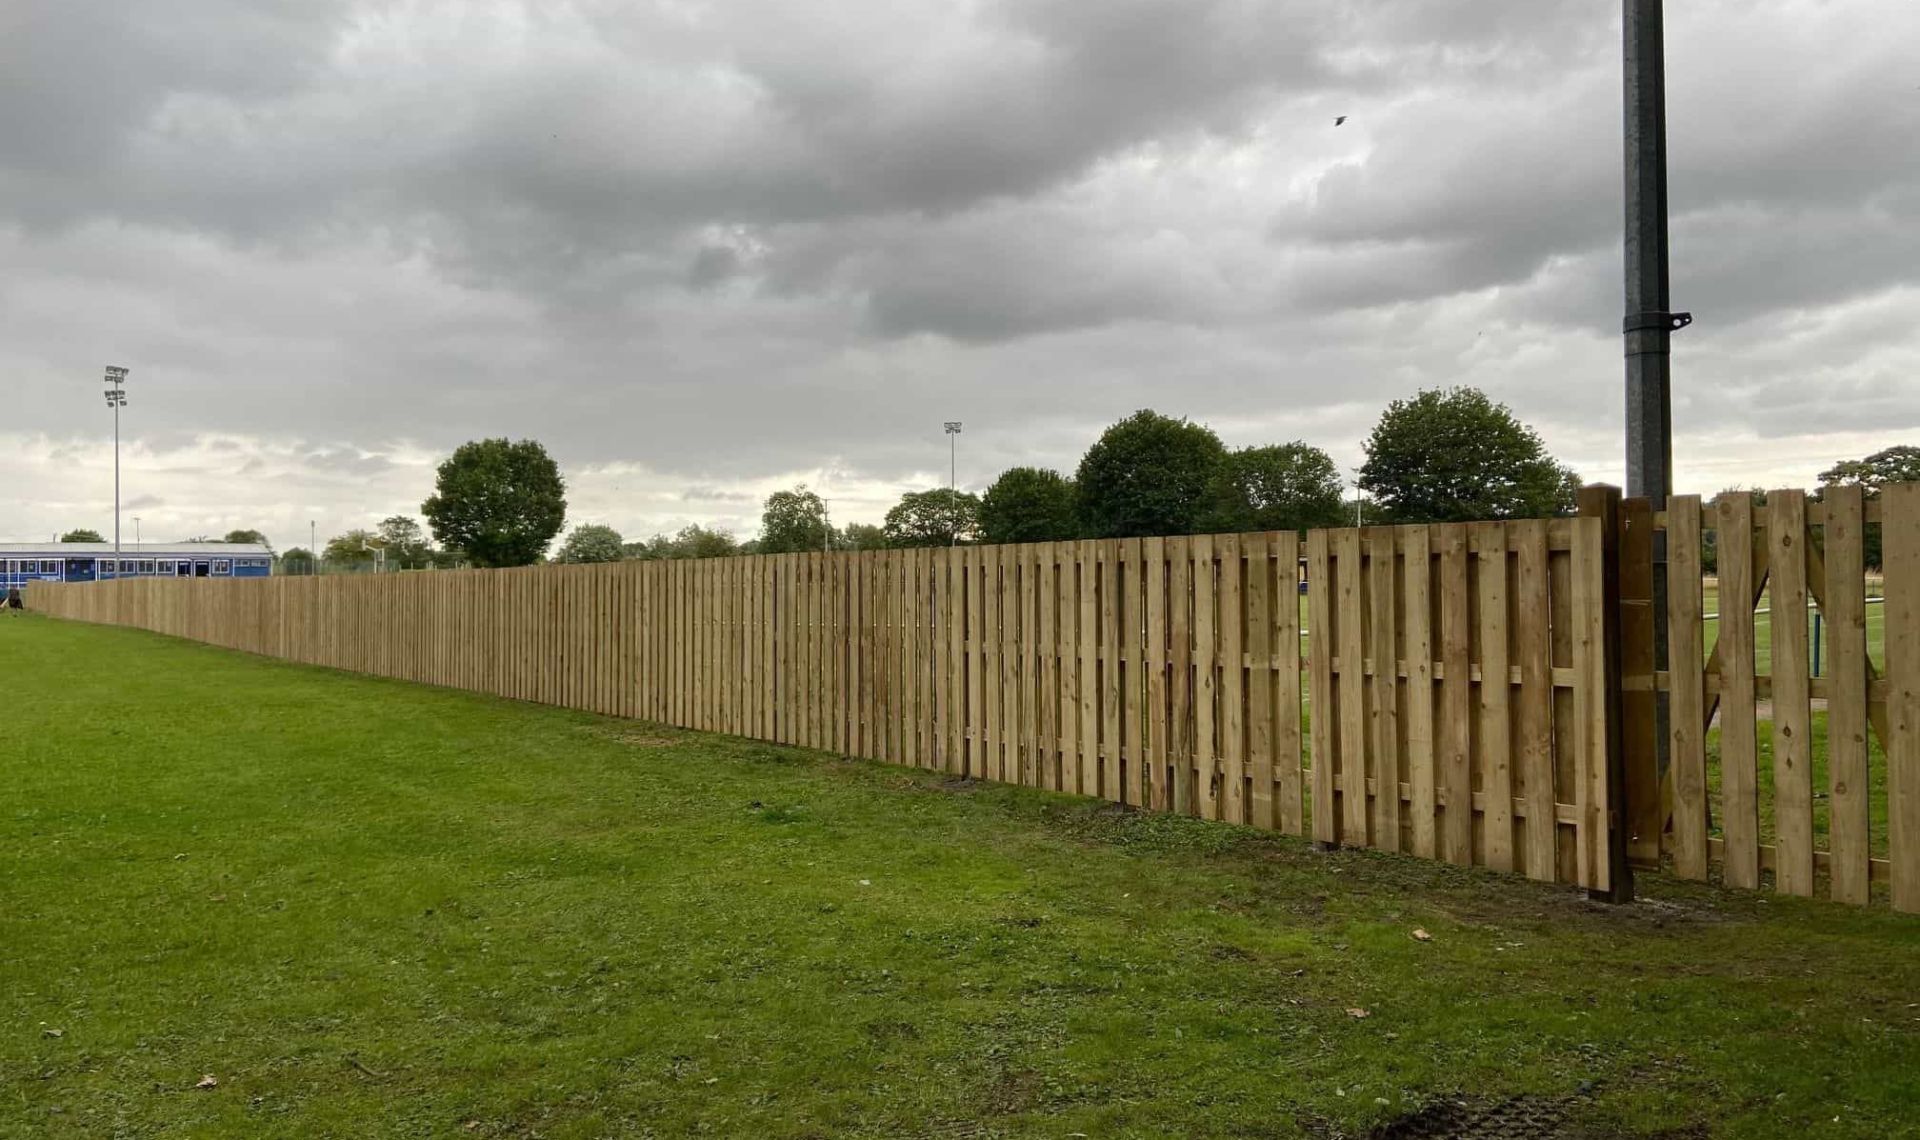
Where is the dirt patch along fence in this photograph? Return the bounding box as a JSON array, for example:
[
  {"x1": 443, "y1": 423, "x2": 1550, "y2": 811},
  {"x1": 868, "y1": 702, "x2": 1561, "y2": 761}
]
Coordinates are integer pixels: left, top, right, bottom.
[{"x1": 43, "y1": 486, "x2": 1920, "y2": 912}]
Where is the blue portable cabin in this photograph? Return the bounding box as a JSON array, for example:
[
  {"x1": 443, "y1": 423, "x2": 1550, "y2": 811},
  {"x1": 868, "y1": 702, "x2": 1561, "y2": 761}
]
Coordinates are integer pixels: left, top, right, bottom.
[{"x1": 0, "y1": 542, "x2": 274, "y2": 595}]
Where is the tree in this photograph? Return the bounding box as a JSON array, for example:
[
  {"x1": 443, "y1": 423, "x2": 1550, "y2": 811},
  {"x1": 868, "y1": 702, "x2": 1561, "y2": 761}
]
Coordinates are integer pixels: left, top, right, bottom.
[
  {"x1": 1818, "y1": 445, "x2": 1920, "y2": 493},
  {"x1": 1816, "y1": 446, "x2": 1915, "y2": 570},
  {"x1": 222, "y1": 528, "x2": 274, "y2": 554},
  {"x1": 759, "y1": 486, "x2": 830, "y2": 554},
  {"x1": 420, "y1": 438, "x2": 567, "y2": 568},
  {"x1": 323, "y1": 529, "x2": 381, "y2": 569},
  {"x1": 1075, "y1": 410, "x2": 1228, "y2": 538},
  {"x1": 1358, "y1": 387, "x2": 1580, "y2": 523},
  {"x1": 675, "y1": 525, "x2": 739, "y2": 560},
  {"x1": 1205, "y1": 443, "x2": 1347, "y2": 534},
  {"x1": 883, "y1": 488, "x2": 980, "y2": 547},
  {"x1": 279, "y1": 547, "x2": 316, "y2": 575},
  {"x1": 60, "y1": 529, "x2": 105, "y2": 543},
  {"x1": 376, "y1": 516, "x2": 435, "y2": 567},
  {"x1": 979, "y1": 467, "x2": 1078, "y2": 545},
  {"x1": 837, "y1": 522, "x2": 888, "y2": 551},
  {"x1": 556, "y1": 523, "x2": 625, "y2": 564}
]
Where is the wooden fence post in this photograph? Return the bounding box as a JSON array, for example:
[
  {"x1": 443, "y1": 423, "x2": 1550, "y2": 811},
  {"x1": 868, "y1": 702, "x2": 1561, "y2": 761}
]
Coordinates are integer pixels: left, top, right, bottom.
[{"x1": 1579, "y1": 485, "x2": 1635, "y2": 903}]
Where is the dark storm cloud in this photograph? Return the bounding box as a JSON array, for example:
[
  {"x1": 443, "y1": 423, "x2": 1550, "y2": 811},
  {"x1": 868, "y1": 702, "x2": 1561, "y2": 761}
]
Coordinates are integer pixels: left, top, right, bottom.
[{"x1": 4, "y1": 0, "x2": 1919, "y2": 547}]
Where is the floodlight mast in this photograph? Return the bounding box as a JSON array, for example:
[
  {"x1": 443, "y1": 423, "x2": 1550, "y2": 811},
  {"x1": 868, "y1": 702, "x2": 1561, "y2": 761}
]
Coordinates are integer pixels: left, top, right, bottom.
[
  {"x1": 945, "y1": 422, "x2": 963, "y2": 546},
  {"x1": 103, "y1": 366, "x2": 129, "y2": 564}
]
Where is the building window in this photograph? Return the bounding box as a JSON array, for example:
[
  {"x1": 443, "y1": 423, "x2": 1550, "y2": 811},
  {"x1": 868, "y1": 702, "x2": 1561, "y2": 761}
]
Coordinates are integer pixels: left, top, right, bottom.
[
  {"x1": 214, "y1": 559, "x2": 232, "y2": 574},
  {"x1": 139, "y1": 560, "x2": 155, "y2": 574},
  {"x1": 41, "y1": 560, "x2": 57, "y2": 574}
]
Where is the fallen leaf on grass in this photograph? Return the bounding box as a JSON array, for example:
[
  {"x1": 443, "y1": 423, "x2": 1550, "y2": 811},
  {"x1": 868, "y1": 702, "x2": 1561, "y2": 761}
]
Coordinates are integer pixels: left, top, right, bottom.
[
  {"x1": 1411, "y1": 928, "x2": 1433, "y2": 942},
  {"x1": 196, "y1": 1075, "x2": 219, "y2": 1090},
  {"x1": 43, "y1": 1028, "x2": 63, "y2": 1039},
  {"x1": 1345, "y1": 1008, "x2": 1371, "y2": 1019}
]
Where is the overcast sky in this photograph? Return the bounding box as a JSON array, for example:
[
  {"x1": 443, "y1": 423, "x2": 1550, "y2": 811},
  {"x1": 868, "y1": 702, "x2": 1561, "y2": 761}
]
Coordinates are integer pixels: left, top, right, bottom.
[{"x1": 5, "y1": 0, "x2": 1918, "y2": 550}]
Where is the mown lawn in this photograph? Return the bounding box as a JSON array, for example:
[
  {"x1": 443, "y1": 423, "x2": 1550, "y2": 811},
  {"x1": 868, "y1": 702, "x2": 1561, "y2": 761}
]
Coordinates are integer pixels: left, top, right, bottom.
[{"x1": 3, "y1": 616, "x2": 1917, "y2": 1139}]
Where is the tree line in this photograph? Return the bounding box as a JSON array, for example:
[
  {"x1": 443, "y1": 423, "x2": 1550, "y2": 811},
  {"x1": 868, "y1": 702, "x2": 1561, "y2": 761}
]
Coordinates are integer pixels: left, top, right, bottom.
[{"x1": 53, "y1": 402, "x2": 1919, "y2": 572}]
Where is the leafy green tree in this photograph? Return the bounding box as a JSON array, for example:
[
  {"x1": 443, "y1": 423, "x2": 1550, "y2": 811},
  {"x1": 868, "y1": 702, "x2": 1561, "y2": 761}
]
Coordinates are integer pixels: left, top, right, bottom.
[
  {"x1": 979, "y1": 467, "x2": 1078, "y2": 545},
  {"x1": 674, "y1": 525, "x2": 739, "y2": 560},
  {"x1": 759, "y1": 486, "x2": 830, "y2": 554},
  {"x1": 556, "y1": 523, "x2": 626, "y2": 564},
  {"x1": 883, "y1": 488, "x2": 980, "y2": 547},
  {"x1": 59, "y1": 529, "x2": 105, "y2": 543},
  {"x1": 221, "y1": 528, "x2": 274, "y2": 553},
  {"x1": 837, "y1": 522, "x2": 888, "y2": 551},
  {"x1": 1358, "y1": 388, "x2": 1580, "y2": 523},
  {"x1": 375, "y1": 516, "x2": 435, "y2": 567},
  {"x1": 1819, "y1": 446, "x2": 1920, "y2": 493},
  {"x1": 279, "y1": 547, "x2": 316, "y2": 575},
  {"x1": 323, "y1": 529, "x2": 381, "y2": 569},
  {"x1": 1075, "y1": 410, "x2": 1228, "y2": 538},
  {"x1": 627, "y1": 526, "x2": 740, "y2": 560},
  {"x1": 1815, "y1": 448, "x2": 1915, "y2": 570},
  {"x1": 420, "y1": 438, "x2": 567, "y2": 568},
  {"x1": 1205, "y1": 443, "x2": 1347, "y2": 534}
]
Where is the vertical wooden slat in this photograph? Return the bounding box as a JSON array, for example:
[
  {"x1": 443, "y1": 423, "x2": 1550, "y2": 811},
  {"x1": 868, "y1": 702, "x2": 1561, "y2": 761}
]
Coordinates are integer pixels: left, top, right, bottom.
[
  {"x1": 1618, "y1": 498, "x2": 1661, "y2": 871},
  {"x1": 1078, "y1": 540, "x2": 1100, "y2": 797},
  {"x1": 1217, "y1": 534, "x2": 1245, "y2": 822},
  {"x1": 1401, "y1": 526, "x2": 1436, "y2": 859},
  {"x1": 1005, "y1": 545, "x2": 1026, "y2": 785},
  {"x1": 1513, "y1": 520, "x2": 1556, "y2": 881},
  {"x1": 952, "y1": 545, "x2": 967, "y2": 771},
  {"x1": 967, "y1": 547, "x2": 985, "y2": 779},
  {"x1": 1885, "y1": 482, "x2": 1920, "y2": 912},
  {"x1": 1437, "y1": 528, "x2": 1472, "y2": 866},
  {"x1": 1475, "y1": 522, "x2": 1512, "y2": 873},
  {"x1": 1307, "y1": 529, "x2": 1334, "y2": 842},
  {"x1": 1168, "y1": 536, "x2": 1192, "y2": 815},
  {"x1": 978, "y1": 545, "x2": 999, "y2": 781},
  {"x1": 1099, "y1": 540, "x2": 1122, "y2": 803},
  {"x1": 1769, "y1": 490, "x2": 1815, "y2": 896},
  {"x1": 1057, "y1": 542, "x2": 1080, "y2": 794},
  {"x1": 1274, "y1": 533, "x2": 1303, "y2": 837},
  {"x1": 1191, "y1": 535, "x2": 1218, "y2": 819},
  {"x1": 1335, "y1": 528, "x2": 1368, "y2": 847},
  {"x1": 1823, "y1": 485, "x2": 1871, "y2": 905},
  {"x1": 1145, "y1": 536, "x2": 1169, "y2": 812},
  {"x1": 1570, "y1": 514, "x2": 1614, "y2": 893},
  {"x1": 1117, "y1": 538, "x2": 1141, "y2": 805},
  {"x1": 1246, "y1": 534, "x2": 1274, "y2": 830},
  {"x1": 1367, "y1": 528, "x2": 1401, "y2": 853},
  {"x1": 1664, "y1": 502, "x2": 1711, "y2": 881},
  {"x1": 1716, "y1": 493, "x2": 1761, "y2": 890}
]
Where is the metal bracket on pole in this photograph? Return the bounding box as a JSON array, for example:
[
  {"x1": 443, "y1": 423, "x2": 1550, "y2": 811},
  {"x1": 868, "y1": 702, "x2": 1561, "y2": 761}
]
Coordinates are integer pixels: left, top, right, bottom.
[{"x1": 1622, "y1": 311, "x2": 1693, "y2": 335}]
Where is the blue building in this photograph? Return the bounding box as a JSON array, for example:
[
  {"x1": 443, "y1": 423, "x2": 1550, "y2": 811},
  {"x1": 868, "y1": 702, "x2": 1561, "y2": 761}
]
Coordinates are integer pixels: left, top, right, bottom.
[{"x1": 0, "y1": 542, "x2": 274, "y2": 594}]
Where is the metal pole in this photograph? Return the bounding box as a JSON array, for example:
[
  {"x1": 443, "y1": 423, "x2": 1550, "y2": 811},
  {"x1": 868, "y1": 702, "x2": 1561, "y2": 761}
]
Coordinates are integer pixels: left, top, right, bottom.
[
  {"x1": 950, "y1": 431, "x2": 957, "y2": 545},
  {"x1": 311, "y1": 520, "x2": 317, "y2": 575},
  {"x1": 1625, "y1": 0, "x2": 1687, "y2": 778},
  {"x1": 113, "y1": 396, "x2": 121, "y2": 563}
]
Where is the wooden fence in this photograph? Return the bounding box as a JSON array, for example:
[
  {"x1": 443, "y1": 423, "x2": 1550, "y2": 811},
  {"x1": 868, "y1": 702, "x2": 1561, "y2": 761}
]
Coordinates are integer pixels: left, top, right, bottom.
[
  {"x1": 38, "y1": 489, "x2": 1920, "y2": 911},
  {"x1": 1309, "y1": 516, "x2": 1616, "y2": 893}
]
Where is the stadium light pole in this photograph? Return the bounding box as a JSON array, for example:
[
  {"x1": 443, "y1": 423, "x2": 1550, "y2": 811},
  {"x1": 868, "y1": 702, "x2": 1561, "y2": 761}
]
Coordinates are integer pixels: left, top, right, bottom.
[
  {"x1": 945, "y1": 422, "x2": 963, "y2": 546},
  {"x1": 1624, "y1": 0, "x2": 1688, "y2": 779},
  {"x1": 310, "y1": 520, "x2": 317, "y2": 576},
  {"x1": 133, "y1": 516, "x2": 141, "y2": 550},
  {"x1": 103, "y1": 366, "x2": 129, "y2": 564}
]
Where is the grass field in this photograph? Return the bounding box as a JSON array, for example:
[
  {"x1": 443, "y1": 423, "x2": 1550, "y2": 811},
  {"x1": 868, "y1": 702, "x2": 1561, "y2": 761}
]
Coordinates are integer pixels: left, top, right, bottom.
[{"x1": 4, "y1": 616, "x2": 1918, "y2": 1139}]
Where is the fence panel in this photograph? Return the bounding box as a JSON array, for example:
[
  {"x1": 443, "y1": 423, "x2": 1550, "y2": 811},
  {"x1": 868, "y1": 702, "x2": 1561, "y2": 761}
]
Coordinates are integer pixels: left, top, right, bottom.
[{"x1": 1306, "y1": 517, "x2": 1613, "y2": 891}]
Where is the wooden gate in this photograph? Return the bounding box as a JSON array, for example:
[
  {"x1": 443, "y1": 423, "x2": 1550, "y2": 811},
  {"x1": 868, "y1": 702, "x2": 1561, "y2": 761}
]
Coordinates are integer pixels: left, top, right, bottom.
[
  {"x1": 1629, "y1": 483, "x2": 1920, "y2": 911},
  {"x1": 1305, "y1": 512, "x2": 1619, "y2": 893}
]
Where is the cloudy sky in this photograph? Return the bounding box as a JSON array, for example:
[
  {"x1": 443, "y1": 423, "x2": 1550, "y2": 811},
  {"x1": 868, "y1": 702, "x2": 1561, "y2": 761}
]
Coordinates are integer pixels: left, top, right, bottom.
[{"x1": 5, "y1": 0, "x2": 1918, "y2": 551}]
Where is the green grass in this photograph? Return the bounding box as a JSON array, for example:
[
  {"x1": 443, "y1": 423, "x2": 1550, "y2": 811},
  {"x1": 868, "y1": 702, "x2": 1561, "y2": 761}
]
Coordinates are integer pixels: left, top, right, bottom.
[
  {"x1": 1701, "y1": 582, "x2": 1888, "y2": 676},
  {"x1": 4, "y1": 617, "x2": 1919, "y2": 1139},
  {"x1": 1706, "y1": 712, "x2": 1892, "y2": 858}
]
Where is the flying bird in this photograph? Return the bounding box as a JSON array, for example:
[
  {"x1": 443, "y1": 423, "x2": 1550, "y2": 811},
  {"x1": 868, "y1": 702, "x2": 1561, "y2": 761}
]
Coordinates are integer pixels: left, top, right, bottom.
[{"x1": 1334, "y1": 116, "x2": 1348, "y2": 126}]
